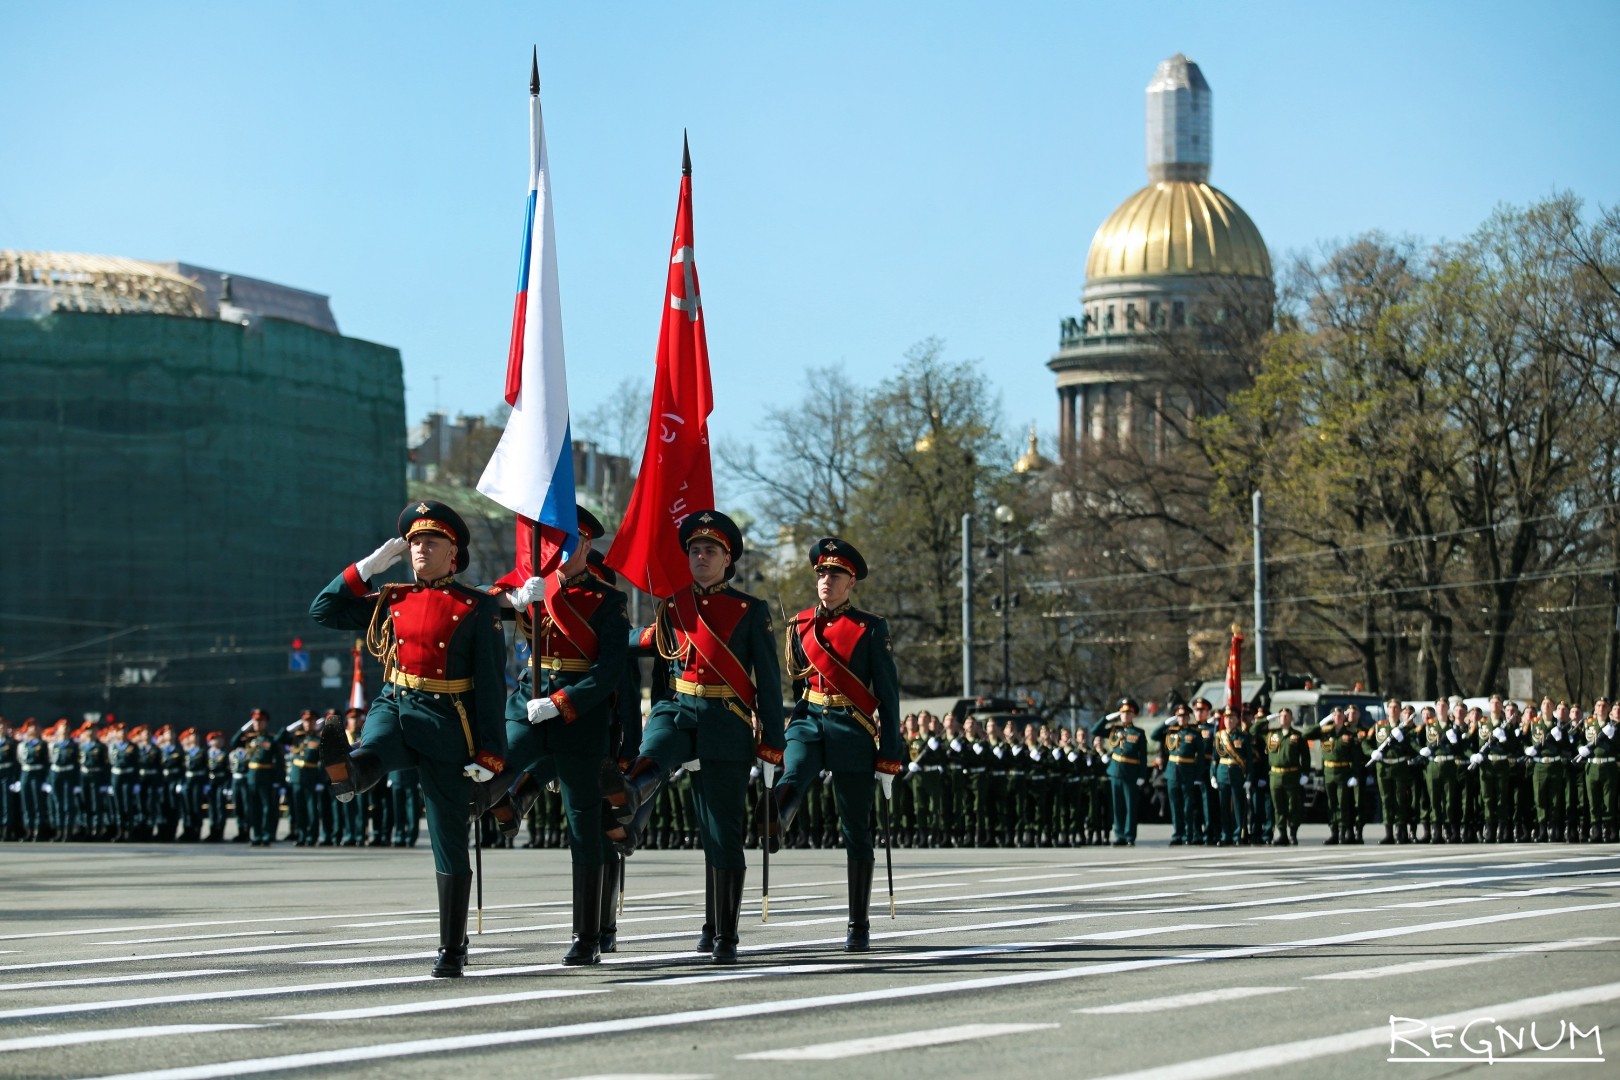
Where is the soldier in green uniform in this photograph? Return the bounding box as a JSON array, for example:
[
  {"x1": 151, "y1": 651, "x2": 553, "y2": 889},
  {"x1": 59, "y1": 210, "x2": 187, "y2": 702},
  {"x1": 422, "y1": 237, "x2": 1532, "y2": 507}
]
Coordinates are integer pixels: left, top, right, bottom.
[
  {"x1": 1580, "y1": 700, "x2": 1618, "y2": 843},
  {"x1": 1419, "y1": 703, "x2": 1469, "y2": 843},
  {"x1": 960, "y1": 716, "x2": 992, "y2": 846},
  {"x1": 1304, "y1": 706, "x2": 1361, "y2": 844},
  {"x1": 1192, "y1": 699, "x2": 1219, "y2": 845},
  {"x1": 136, "y1": 726, "x2": 165, "y2": 841},
  {"x1": 1078, "y1": 727, "x2": 1110, "y2": 845},
  {"x1": 473, "y1": 505, "x2": 628, "y2": 966},
  {"x1": 314, "y1": 500, "x2": 507, "y2": 978},
  {"x1": 1259, "y1": 708, "x2": 1309, "y2": 845},
  {"x1": 279, "y1": 711, "x2": 322, "y2": 846},
  {"x1": 895, "y1": 715, "x2": 919, "y2": 844},
  {"x1": 1208, "y1": 707, "x2": 1250, "y2": 846},
  {"x1": 1091, "y1": 699, "x2": 1147, "y2": 845},
  {"x1": 1525, "y1": 699, "x2": 1573, "y2": 842},
  {"x1": 604, "y1": 510, "x2": 785, "y2": 964},
  {"x1": 1151, "y1": 704, "x2": 1198, "y2": 846},
  {"x1": 177, "y1": 728, "x2": 208, "y2": 842},
  {"x1": 764, "y1": 537, "x2": 903, "y2": 951},
  {"x1": 203, "y1": 731, "x2": 230, "y2": 841},
  {"x1": 1365, "y1": 700, "x2": 1418, "y2": 844},
  {"x1": 1474, "y1": 697, "x2": 1518, "y2": 843},
  {"x1": 1565, "y1": 703, "x2": 1590, "y2": 842},
  {"x1": 231, "y1": 710, "x2": 282, "y2": 846}
]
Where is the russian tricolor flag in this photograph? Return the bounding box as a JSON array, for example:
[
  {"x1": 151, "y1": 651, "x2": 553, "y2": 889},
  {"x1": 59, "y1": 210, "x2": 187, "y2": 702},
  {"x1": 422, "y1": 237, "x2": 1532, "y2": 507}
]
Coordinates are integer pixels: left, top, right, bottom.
[{"x1": 478, "y1": 52, "x2": 578, "y2": 578}]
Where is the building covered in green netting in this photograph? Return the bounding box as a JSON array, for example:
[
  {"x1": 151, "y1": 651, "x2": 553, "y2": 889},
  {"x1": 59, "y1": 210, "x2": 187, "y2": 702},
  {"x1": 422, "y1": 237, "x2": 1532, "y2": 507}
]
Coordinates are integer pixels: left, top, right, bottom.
[{"x1": 0, "y1": 251, "x2": 406, "y2": 730}]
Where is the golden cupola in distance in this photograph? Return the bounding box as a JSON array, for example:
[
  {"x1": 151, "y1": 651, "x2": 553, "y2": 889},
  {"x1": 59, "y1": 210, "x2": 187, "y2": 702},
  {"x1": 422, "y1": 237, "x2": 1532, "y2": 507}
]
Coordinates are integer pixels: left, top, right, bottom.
[{"x1": 1049, "y1": 54, "x2": 1274, "y2": 462}]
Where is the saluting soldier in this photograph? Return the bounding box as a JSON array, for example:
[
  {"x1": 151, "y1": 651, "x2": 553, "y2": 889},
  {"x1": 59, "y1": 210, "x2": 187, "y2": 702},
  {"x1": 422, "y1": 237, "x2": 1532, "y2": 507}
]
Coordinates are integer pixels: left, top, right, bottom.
[
  {"x1": 313, "y1": 500, "x2": 507, "y2": 978},
  {"x1": 179, "y1": 728, "x2": 209, "y2": 842},
  {"x1": 284, "y1": 711, "x2": 325, "y2": 847},
  {"x1": 1304, "y1": 706, "x2": 1362, "y2": 844},
  {"x1": 204, "y1": 731, "x2": 231, "y2": 842},
  {"x1": 764, "y1": 537, "x2": 903, "y2": 951},
  {"x1": 80, "y1": 722, "x2": 113, "y2": 841},
  {"x1": 1260, "y1": 708, "x2": 1309, "y2": 845},
  {"x1": 1419, "y1": 703, "x2": 1469, "y2": 843},
  {"x1": 476, "y1": 505, "x2": 629, "y2": 966},
  {"x1": 1151, "y1": 704, "x2": 1198, "y2": 846},
  {"x1": 1473, "y1": 696, "x2": 1519, "y2": 843},
  {"x1": 603, "y1": 510, "x2": 784, "y2": 964},
  {"x1": 1092, "y1": 699, "x2": 1147, "y2": 846},
  {"x1": 231, "y1": 710, "x2": 282, "y2": 846}
]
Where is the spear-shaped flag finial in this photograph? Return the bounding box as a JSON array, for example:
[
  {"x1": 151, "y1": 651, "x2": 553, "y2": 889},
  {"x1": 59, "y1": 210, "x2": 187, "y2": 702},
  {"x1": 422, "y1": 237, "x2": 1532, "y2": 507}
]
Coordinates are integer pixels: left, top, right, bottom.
[
  {"x1": 682, "y1": 129, "x2": 691, "y2": 177},
  {"x1": 530, "y1": 47, "x2": 539, "y2": 96}
]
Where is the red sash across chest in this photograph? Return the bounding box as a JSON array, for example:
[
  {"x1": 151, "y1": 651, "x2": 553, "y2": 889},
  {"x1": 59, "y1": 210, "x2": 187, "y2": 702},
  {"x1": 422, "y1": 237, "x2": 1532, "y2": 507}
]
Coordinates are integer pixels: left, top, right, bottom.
[
  {"x1": 794, "y1": 609, "x2": 880, "y2": 721},
  {"x1": 669, "y1": 588, "x2": 756, "y2": 710},
  {"x1": 386, "y1": 585, "x2": 479, "y2": 679},
  {"x1": 539, "y1": 578, "x2": 603, "y2": 662}
]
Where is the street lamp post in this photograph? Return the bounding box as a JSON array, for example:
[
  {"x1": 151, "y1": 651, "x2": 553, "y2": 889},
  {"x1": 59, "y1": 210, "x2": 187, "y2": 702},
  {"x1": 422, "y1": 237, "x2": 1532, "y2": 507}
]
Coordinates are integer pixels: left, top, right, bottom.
[{"x1": 994, "y1": 504, "x2": 1015, "y2": 700}]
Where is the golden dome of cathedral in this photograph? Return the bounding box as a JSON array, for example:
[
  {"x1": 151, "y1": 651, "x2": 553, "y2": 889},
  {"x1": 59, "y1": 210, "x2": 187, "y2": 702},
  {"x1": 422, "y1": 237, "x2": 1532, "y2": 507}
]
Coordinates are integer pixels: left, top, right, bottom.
[{"x1": 1084, "y1": 181, "x2": 1271, "y2": 282}]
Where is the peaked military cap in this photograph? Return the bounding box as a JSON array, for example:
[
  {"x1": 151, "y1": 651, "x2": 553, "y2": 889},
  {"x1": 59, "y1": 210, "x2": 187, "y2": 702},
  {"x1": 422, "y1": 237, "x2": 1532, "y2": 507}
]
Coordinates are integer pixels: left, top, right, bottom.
[
  {"x1": 397, "y1": 499, "x2": 471, "y2": 573},
  {"x1": 809, "y1": 536, "x2": 868, "y2": 580},
  {"x1": 1117, "y1": 697, "x2": 1141, "y2": 714},
  {"x1": 575, "y1": 504, "x2": 605, "y2": 543},
  {"x1": 680, "y1": 510, "x2": 744, "y2": 579}
]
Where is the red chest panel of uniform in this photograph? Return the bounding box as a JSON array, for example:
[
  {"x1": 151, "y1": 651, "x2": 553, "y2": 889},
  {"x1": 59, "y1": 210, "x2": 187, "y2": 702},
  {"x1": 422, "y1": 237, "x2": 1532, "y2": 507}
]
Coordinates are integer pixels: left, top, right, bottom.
[
  {"x1": 802, "y1": 611, "x2": 869, "y2": 693},
  {"x1": 386, "y1": 585, "x2": 478, "y2": 678},
  {"x1": 676, "y1": 591, "x2": 750, "y2": 681},
  {"x1": 539, "y1": 586, "x2": 605, "y2": 661}
]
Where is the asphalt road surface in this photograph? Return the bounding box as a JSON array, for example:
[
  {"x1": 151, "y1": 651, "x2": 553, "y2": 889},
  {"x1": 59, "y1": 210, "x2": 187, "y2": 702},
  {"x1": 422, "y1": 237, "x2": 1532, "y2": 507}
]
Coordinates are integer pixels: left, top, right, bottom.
[{"x1": 2, "y1": 826, "x2": 1618, "y2": 1080}]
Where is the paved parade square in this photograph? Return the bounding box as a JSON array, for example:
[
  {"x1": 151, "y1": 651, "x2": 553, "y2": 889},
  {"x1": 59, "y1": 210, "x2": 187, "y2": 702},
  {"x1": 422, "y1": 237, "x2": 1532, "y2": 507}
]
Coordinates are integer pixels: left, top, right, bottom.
[{"x1": 2, "y1": 832, "x2": 1617, "y2": 1080}]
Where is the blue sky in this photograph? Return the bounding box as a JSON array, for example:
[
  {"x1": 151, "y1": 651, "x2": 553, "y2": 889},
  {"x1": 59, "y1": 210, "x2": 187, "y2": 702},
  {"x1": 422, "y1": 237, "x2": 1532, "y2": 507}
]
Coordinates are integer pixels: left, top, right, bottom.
[{"x1": 6, "y1": 1, "x2": 1617, "y2": 472}]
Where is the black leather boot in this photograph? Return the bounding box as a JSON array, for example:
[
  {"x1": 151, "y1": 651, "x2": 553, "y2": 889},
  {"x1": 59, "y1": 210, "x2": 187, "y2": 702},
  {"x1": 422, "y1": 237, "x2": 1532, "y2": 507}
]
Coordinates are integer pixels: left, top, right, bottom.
[
  {"x1": 845, "y1": 858, "x2": 875, "y2": 952},
  {"x1": 562, "y1": 862, "x2": 603, "y2": 966},
  {"x1": 321, "y1": 721, "x2": 383, "y2": 803},
  {"x1": 760, "y1": 782, "x2": 804, "y2": 855},
  {"x1": 711, "y1": 866, "x2": 746, "y2": 964},
  {"x1": 431, "y1": 872, "x2": 472, "y2": 977},
  {"x1": 1325, "y1": 825, "x2": 1339, "y2": 845},
  {"x1": 601, "y1": 757, "x2": 663, "y2": 828},
  {"x1": 599, "y1": 855, "x2": 623, "y2": 953},
  {"x1": 697, "y1": 864, "x2": 716, "y2": 953},
  {"x1": 1380, "y1": 822, "x2": 1395, "y2": 845}
]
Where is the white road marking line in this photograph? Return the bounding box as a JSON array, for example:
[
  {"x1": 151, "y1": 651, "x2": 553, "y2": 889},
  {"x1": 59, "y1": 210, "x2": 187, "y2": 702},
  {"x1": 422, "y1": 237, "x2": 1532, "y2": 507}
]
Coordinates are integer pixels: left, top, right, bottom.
[
  {"x1": 737, "y1": 1022, "x2": 1059, "y2": 1061},
  {"x1": 1308, "y1": 936, "x2": 1616, "y2": 980},
  {"x1": 299, "y1": 947, "x2": 518, "y2": 966},
  {"x1": 68, "y1": 901, "x2": 1620, "y2": 1080},
  {"x1": 272, "y1": 987, "x2": 609, "y2": 1020},
  {"x1": 1076, "y1": 986, "x2": 1291, "y2": 1014},
  {"x1": 0, "y1": 933, "x2": 448, "y2": 973},
  {"x1": 1085, "y1": 979, "x2": 1620, "y2": 1079},
  {"x1": 621, "y1": 942, "x2": 1060, "y2": 986},
  {"x1": 0, "y1": 974, "x2": 433, "y2": 1021},
  {"x1": 0, "y1": 1024, "x2": 263, "y2": 1053},
  {"x1": 0, "y1": 969, "x2": 245, "y2": 992},
  {"x1": 552, "y1": 1074, "x2": 711, "y2": 1080},
  {"x1": 1067, "y1": 924, "x2": 1226, "y2": 941},
  {"x1": 94, "y1": 931, "x2": 299, "y2": 947}
]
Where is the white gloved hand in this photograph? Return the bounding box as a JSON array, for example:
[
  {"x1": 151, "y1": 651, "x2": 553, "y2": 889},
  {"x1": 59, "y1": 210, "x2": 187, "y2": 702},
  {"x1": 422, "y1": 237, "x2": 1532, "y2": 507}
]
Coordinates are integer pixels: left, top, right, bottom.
[
  {"x1": 526, "y1": 697, "x2": 559, "y2": 724},
  {"x1": 762, "y1": 761, "x2": 777, "y2": 788},
  {"x1": 972, "y1": 743, "x2": 984, "y2": 755},
  {"x1": 40, "y1": 783, "x2": 52, "y2": 794},
  {"x1": 1067, "y1": 751, "x2": 1079, "y2": 762},
  {"x1": 1577, "y1": 745, "x2": 1591, "y2": 760},
  {"x1": 683, "y1": 758, "x2": 702, "y2": 773},
  {"x1": 1370, "y1": 750, "x2": 1384, "y2": 763},
  {"x1": 1420, "y1": 747, "x2": 1432, "y2": 759},
  {"x1": 1299, "y1": 774, "x2": 1308, "y2": 786},
  {"x1": 507, "y1": 576, "x2": 544, "y2": 609},
  {"x1": 463, "y1": 763, "x2": 494, "y2": 783},
  {"x1": 907, "y1": 761, "x2": 921, "y2": 774},
  {"x1": 1494, "y1": 727, "x2": 1507, "y2": 743},
  {"x1": 926, "y1": 737, "x2": 939, "y2": 751},
  {"x1": 749, "y1": 765, "x2": 762, "y2": 781},
  {"x1": 1348, "y1": 777, "x2": 1359, "y2": 788},
  {"x1": 1391, "y1": 727, "x2": 1405, "y2": 743},
  {"x1": 1525, "y1": 745, "x2": 1538, "y2": 757},
  {"x1": 1469, "y1": 753, "x2": 1484, "y2": 766},
  {"x1": 1605, "y1": 723, "x2": 1617, "y2": 740},
  {"x1": 877, "y1": 771, "x2": 894, "y2": 801},
  {"x1": 356, "y1": 536, "x2": 409, "y2": 580},
  {"x1": 950, "y1": 738, "x2": 963, "y2": 752},
  {"x1": 1210, "y1": 776, "x2": 1219, "y2": 789},
  {"x1": 1446, "y1": 729, "x2": 1459, "y2": 744},
  {"x1": 1030, "y1": 749, "x2": 1042, "y2": 762},
  {"x1": 992, "y1": 747, "x2": 1004, "y2": 759},
  {"x1": 1242, "y1": 781, "x2": 1251, "y2": 792},
  {"x1": 1135, "y1": 777, "x2": 1145, "y2": 787},
  {"x1": 1551, "y1": 726, "x2": 1563, "y2": 742}
]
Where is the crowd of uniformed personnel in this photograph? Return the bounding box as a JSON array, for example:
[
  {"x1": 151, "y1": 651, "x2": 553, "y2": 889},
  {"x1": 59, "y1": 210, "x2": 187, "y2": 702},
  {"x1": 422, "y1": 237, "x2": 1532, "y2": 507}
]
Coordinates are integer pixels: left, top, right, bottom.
[
  {"x1": 610, "y1": 693, "x2": 1620, "y2": 851},
  {"x1": 9, "y1": 694, "x2": 1617, "y2": 853},
  {"x1": 0, "y1": 708, "x2": 423, "y2": 847}
]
